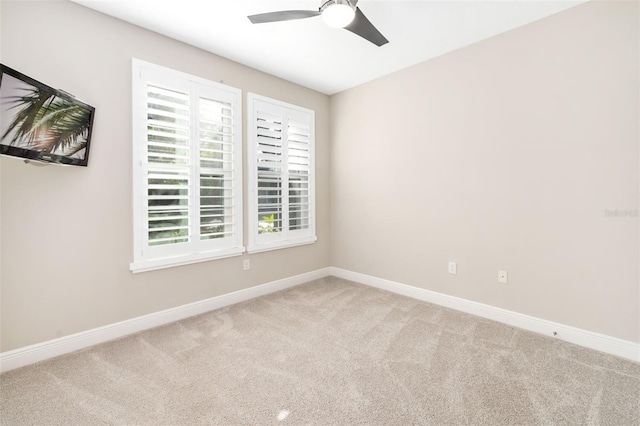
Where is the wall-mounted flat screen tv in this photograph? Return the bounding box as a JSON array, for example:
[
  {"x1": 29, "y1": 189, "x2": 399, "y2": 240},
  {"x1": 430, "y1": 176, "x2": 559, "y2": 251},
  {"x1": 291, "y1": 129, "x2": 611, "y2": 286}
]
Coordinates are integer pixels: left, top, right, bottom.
[{"x1": 0, "y1": 64, "x2": 95, "y2": 166}]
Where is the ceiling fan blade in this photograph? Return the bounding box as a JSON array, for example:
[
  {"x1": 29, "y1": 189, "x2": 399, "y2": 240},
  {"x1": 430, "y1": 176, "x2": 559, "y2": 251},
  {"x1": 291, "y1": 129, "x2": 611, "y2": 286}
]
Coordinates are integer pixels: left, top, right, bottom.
[
  {"x1": 248, "y1": 10, "x2": 321, "y2": 24},
  {"x1": 344, "y1": 7, "x2": 388, "y2": 47}
]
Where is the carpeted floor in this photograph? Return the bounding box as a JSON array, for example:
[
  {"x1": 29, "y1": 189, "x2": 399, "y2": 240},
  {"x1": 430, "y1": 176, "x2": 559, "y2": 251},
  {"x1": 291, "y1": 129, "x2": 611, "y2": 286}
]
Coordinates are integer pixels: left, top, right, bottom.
[{"x1": 1, "y1": 276, "x2": 639, "y2": 425}]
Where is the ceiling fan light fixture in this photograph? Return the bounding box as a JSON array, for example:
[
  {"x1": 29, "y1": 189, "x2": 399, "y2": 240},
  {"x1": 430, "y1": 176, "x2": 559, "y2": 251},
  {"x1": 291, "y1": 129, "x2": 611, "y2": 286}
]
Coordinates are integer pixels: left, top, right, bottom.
[{"x1": 321, "y1": 0, "x2": 355, "y2": 28}]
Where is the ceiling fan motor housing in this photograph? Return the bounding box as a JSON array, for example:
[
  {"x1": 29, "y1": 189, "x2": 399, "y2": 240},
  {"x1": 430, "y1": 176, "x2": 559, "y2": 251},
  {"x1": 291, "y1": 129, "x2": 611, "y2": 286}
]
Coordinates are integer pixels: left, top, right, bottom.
[
  {"x1": 320, "y1": 0, "x2": 356, "y2": 28},
  {"x1": 320, "y1": 0, "x2": 354, "y2": 12}
]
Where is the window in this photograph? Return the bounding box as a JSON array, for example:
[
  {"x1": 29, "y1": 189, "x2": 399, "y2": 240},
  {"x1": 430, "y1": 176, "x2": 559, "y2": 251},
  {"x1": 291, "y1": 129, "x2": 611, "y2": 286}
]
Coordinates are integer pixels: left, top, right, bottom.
[
  {"x1": 247, "y1": 93, "x2": 316, "y2": 253},
  {"x1": 131, "y1": 59, "x2": 243, "y2": 272}
]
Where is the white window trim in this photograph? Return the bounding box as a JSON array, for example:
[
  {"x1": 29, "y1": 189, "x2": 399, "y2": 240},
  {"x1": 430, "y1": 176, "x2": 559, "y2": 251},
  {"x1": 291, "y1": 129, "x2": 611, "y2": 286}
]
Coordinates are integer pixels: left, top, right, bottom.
[
  {"x1": 130, "y1": 59, "x2": 244, "y2": 273},
  {"x1": 246, "y1": 93, "x2": 317, "y2": 254}
]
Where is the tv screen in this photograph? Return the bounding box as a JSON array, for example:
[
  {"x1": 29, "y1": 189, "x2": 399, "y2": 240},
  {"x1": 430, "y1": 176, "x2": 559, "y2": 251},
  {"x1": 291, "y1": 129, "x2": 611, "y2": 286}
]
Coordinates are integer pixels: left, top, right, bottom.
[{"x1": 0, "y1": 64, "x2": 95, "y2": 166}]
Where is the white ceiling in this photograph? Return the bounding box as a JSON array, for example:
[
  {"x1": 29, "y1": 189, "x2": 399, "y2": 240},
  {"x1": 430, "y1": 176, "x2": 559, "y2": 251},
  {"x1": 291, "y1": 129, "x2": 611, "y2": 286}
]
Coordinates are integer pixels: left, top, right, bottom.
[{"x1": 71, "y1": 0, "x2": 586, "y2": 95}]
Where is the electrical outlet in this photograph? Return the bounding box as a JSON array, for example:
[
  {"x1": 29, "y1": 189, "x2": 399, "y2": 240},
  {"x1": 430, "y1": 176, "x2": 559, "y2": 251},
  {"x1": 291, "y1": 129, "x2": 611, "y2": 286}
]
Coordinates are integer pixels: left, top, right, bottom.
[
  {"x1": 243, "y1": 259, "x2": 250, "y2": 271},
  {"x1": 498, "y1": 270, "x2": 508, "y2": 284},
  {"x1": 448, "y1": 262, "x2": 457, "y2": 275}
]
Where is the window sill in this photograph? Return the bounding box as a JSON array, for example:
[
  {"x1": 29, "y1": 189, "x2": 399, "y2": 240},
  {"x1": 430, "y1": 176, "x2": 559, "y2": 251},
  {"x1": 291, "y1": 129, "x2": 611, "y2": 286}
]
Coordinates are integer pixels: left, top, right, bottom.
[
  {"x1": 247, "y1": 236, "x2": 317, "y2": 254},
  {"x1": 130, "y1": 247, "x2": 245, "y2": 273}
]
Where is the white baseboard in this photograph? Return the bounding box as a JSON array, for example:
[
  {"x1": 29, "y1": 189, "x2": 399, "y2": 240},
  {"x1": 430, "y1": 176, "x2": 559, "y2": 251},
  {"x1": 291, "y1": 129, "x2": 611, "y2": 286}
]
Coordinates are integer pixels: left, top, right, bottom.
[
  {"x1": 329, "y1": 267, "x2": 640, "y2": 363},
  {"x1": 0, "y1": 268, "x2": 331, "y2": 373},
  {"x1": 2, "y1": 266, "x2": 637, "y2": 373}
]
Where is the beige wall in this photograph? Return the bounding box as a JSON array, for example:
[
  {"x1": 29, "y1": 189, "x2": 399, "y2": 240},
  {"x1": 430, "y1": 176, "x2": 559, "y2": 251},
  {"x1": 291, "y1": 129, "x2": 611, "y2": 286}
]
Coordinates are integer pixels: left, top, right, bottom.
[
  {"x1": 330, "y1": 1, "x2": 639, "y2": 343},
  {"x1": 0, "y1": 0, "x2": 330, "y2": 352}
]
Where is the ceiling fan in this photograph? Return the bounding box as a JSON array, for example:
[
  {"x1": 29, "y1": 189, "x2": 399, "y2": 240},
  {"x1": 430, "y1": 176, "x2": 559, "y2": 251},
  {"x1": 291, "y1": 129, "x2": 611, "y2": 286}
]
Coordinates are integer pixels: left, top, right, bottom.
[{"x1": 247, "y1": 0, "x2": 389, "y2": 47}]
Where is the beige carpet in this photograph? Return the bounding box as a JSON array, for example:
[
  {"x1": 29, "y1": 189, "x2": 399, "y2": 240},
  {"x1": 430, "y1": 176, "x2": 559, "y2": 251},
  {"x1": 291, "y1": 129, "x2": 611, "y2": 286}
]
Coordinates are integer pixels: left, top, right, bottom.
[{"x1": 1, "y1": 276, "x2": 639, "y2": 425}]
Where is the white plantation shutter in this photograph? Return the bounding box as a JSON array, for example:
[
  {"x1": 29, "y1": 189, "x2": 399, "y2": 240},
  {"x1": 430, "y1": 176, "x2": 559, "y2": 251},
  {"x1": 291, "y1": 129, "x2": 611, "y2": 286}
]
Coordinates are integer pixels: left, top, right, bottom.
[
  {"x1": 198, "y1": 96, "x2": 236, "y2": 242},
  {"x1": 248, "y1": 94, "x2": 316, "y2": 253},
  {"x1": 131, "y1": 60, "x2": 243, "y2": 272},
  {"x1": 146, "y1": 84, "x2": 191, "y2": 247},
  {"x1": 287, "y1": 115, "x2": 311, "y2": 232},
  {"x1": 256, "y1": 110, "x2": 284, "y2": 234}
]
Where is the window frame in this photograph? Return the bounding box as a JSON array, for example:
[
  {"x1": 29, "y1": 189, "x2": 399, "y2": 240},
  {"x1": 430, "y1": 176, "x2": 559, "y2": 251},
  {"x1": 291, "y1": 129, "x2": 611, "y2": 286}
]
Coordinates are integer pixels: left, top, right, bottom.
[
  {"x1": 247, "y1": 93, "x2": 317, "y2": 254},
  {"x1": 130, "y1": 59, "x2": 244, "y2": 273}
]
